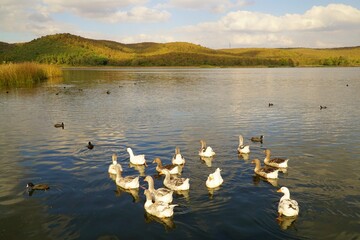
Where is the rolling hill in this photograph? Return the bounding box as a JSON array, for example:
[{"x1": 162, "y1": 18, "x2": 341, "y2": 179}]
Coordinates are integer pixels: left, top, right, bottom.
[{"x1": 0, "y1": 33, "x2": 359, "y2": 67}]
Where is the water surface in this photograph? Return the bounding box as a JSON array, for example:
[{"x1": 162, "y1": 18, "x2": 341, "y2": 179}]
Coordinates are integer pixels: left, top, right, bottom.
[{"x1": 0, "y1": 67, "x2": 359, "y2": 240}]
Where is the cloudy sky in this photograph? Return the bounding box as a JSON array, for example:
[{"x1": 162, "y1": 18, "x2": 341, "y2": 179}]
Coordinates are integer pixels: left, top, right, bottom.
[{"x1": 1, "y1": 0, "x2": 360, "y2": 48}]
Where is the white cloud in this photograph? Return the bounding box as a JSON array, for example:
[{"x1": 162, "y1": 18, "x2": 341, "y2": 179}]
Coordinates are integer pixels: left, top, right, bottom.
[
  {"x1": 120, "y1": 33, "x2": 175, "y2": 44},
  {"x1": 219, "y1": 4, "x2": 360, "y2": 32},
  {"x1": 165, "y1": 0, "x2": 251, "y2": 13},
  {"x1": 42, "y1": 0, "x2": 170, "y2": 22},
  {"x1": 0, "y1": 0, "x2": 72, "y2": 36},
  {"x1": 178, "y1": 3, "x2": 360, "y2": 48},
  {"x1": 108, "y1": 6, "x2": 171, "y2": 23}
]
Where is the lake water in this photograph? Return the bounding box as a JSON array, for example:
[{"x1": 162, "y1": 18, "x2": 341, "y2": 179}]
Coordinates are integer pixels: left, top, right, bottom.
[{"x1": 0, "y1": 67, "x2": 359, "y2": 240}]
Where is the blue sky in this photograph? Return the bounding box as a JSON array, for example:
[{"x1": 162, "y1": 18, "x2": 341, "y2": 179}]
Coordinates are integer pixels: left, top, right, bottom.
[{"x1": 1, "y1": 0, "x2": 360, "y2": 48}]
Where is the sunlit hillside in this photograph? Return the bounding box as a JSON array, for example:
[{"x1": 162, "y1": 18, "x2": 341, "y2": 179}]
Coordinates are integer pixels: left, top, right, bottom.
[{"x1": 0, "y1": 33, "x2": 359, "y2": 67}]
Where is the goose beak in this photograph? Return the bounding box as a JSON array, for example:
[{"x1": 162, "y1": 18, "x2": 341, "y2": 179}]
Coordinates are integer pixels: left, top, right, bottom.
[{"x1": 277, "y1": 189, "x2": 282, "y2": 193}]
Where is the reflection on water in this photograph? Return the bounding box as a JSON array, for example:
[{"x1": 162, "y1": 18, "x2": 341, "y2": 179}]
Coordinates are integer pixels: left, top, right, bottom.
[
  {"x1": 114, "y1": 185, "x2": 140, "y2": 203},
  {"x1": 200, "y1": 156, "x2": 214, "y2": 167},
  {"x1": 277, "y1": 216, "x2": 298, "y2": 231},
  {"x1": 0, "y1": 67, "x2": 359, "y2": 239},
  {"x1": 144, "y1": 212, "x2": 176, "y2": 231},
  {"x1": 252, "y1": 175, "x2": 279, "y2": 187}
]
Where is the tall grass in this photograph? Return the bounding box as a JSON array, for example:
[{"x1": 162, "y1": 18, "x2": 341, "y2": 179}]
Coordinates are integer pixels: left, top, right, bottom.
[{"x1": 0, "y1": 62, "x2": 62, "y2": 88}]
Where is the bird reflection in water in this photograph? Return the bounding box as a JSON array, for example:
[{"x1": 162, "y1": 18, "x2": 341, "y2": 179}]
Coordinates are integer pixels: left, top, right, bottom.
[
  {"x1": 238, "y1": 153, "x2": 250, "y2": 161},
  {"x1": 144, "y1": 212, "x2": 176, "y2": 231},
  {"x1": 129, "y1": 163, "x2": 146, "y2": 176},
  {"x1": 207, "y1": 186, "x2": 221, "y2": 199},
  {"x1": 277, "y1": 215, "x2": 298, "y2": 230},
  {"x1": 200, "y1": 156, "x2": 214, "y2": 167},
  {"x1": 114, "y1": 185, "x2": 140, "y2": 203},
  {"x1": 252, "y1": 175, "x2": 278, "y2": 187},
  {"x1": 174, "y1": 189, "x2": 190, "y2": 201}
]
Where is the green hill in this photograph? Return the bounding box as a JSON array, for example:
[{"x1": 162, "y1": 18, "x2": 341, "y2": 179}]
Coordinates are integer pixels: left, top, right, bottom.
[{"x1": 1, "y1": 33, "x2": 359, "y2": 67}]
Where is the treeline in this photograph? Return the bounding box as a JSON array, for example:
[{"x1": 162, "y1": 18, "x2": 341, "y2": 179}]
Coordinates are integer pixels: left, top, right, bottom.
[
  {"x1": 0, "y1": 33, "x2": 359, "y2": 67},
  {"x1": 115, "y1": 53, "x2": 297, "y2": 67}
]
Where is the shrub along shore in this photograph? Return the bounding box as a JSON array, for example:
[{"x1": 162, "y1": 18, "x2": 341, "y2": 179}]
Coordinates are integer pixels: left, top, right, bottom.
[{"x1": 0, "y1": 62, "x2": 62, "y2": 88}]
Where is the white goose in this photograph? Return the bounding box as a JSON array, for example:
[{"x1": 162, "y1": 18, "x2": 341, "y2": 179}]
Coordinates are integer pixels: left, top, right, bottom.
[
  {"x1": 108, "y1": 153, "x2": 122, "y2": 175},
  {"x1": 264, "y1": 149, "x2": 289, "y2": 168},
  {"x1": 144, "y1": 189, "x2": 177, "y2": 218},
  {"x1": 126, "y1": 147, "x2": 147, "y2": 166},
  {"x1": 206, "y1": 168, "x2": 224, "y2": 188},
  {"x1": 144, "y1": 175, "x2": 173, "y2": 203},
  {"x1": 237, "y1": 135, "x2": 250, "y2": 154},
  {"x1": 172, "y1": 147, "x2": 186, "y2": 165},
  {"x1": 153, "y1": 158, "x2": 180, "y2": 175},
  {"x1": 199, "y1": 140, "x2": 215, "y2": 158},
  {"x1": 161, "y1": 169, "x2": 190, "y2": 191},
  {"x1": 251, "y1": 158, "x2": 279, "y2": 179},
  {"x1": 114, "y1": 165, "x2": 139, "y2": 189},
  {"x1": 277, "y1": 186, "x2": 299, "y2": 217}
]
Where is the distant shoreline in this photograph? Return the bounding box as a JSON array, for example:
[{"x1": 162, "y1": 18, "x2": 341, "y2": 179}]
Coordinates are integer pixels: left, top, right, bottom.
[{"x1": 1, "y1": 33, "x2": 359, "y2": 67}]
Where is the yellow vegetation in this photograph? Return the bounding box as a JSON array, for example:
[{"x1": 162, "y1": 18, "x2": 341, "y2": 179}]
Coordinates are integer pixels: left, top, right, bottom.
[{"x1": 0, "y1": 62, "x2": 62, "y2": 88}]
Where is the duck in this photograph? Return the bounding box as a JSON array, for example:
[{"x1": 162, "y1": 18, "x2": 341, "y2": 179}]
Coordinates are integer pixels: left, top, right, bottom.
[
  {"x1": 206, "y1": 168, "x2": 224, "y2": 188},
  {"x1": 144, "y1": 189, "x2": 177, "y2": 218},
  {"x1": 237, "y1": 135, "x2": 250, "y2": 154},
  {"x1": 153, "y1": 158, "x2": 180, "y2": 175},
  {"x1": 277, "y1": 186, "x2": 299, "y2": 218},
  {"x1": 251, "y1": 158, "x2": 279, "y2": 179},
  {"x1": 269, "y1": 103, "x2": 274, "y2": 107},
  {"x1": 263, "y1": 149, "x2": 289, "y2": 168},
  {"x1": 87, "y1": 141, "x2": 94, "y2": 149},
  {"x1": 114, "y1": 165, "x2": 139, "y2": 189},
  {"x1": 172, "y1": 147, "x2": 186, "y2": 165},
  {"x1": 26, "y1": 182, "x2": 50, "y2": 191},
  {"x1": 199, "y1": 140, "x2": 215, "y2": 158},
  {"x1": 161, "y1": 169, "x2": 190, "y2": 191},
  {"x1": 54, "y1": 122, "x2": 64, "y2": 129},
  {"x1": 144, "y1": 175, "x2": 173, "y2": 203},
  {"x1": 126, "y1": 147, "x2": 147, "y2": 166},
  {"x1": 108, "y1": 153, "x2": 122, "y2": 175},
  {"x1": 251, "y1": 135, "x2": 264, "y2": 143},
  {"x1": 320, "y1": 105, "x2": 327, "y2": 110}
]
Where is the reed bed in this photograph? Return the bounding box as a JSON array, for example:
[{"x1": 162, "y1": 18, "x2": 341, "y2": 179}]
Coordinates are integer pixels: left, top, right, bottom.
[{"x1": 0, "y1": 62, "x2": 62, "y2": 88}]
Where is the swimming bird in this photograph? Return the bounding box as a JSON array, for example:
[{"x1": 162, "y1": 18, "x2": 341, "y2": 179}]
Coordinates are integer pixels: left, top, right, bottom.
[
  {"x1": 26, "y1": 182, "x2": 50, "y2": 191},
  {"x1": 153, "y1": 158, "x2": 180, "y2": 175},
  {"x1": 144, "y1": 175, "x2": 173, "y2": 203},
  {"x1": 320, "y1": 105, "x2": 327, "y2": 110},
  {"x1": 237, "y1": 135, "x2": 250, "y2": 154},
  {"x1": 126, "y1": 147, "x2": 147, "y2": 166},
  {"x1": 206, "y1": 168, "x2": 224, "y2": 189},
  {"x1": 144, "y1": 189, "x2": 177, "y2": 218},
  {"x1": 161, "y1": 169, "x2": 190, "y2": 191},
  {"x1": 114, "y1": 165, "x2": 139, "y2": 189},
  {"x1": 269, "y1": 103, "x2": 274, "y2": 107},
  {"x1": 172, "y1": 146, "x2": 186, "y2": 165},
  {"x1": 251, "y1": 135, "x2": 264, "y2": 143},
  {"x1": 251, "y1": 158, "x2": 279, "y2": 179},
  {"x1": 54, "y1": 122, "x2": 64, "y2": 129},
  {"x1": 263, "y1": 149, "x2": 289, "y2": 168},
  {"x1": 277, "y1": 186, "x2": 299, "y2": 218},
  {"x1": 199, "y1": 140, "x2": 215, "y2": 158},
  {"x1": 108, "y1": 153, "x2": 122, "y2": 175},
  {"x1": 87, "y1": 141, "x2": 94, "y2": 149}
]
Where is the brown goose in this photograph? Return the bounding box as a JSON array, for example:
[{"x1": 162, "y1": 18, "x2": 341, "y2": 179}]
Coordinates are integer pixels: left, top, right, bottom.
[
  {"x1": 27, "y1": 182, "x2": 50, "y2": 191},
  {"x1": 251, "y1": 159, "x2": 279, "y2": 179},
  {"x1": 264, "y1": 149, "x2": 289, "y2": 168},
  {"x1": 153, "y1": 158, "x2": 180, "y2": 175}
]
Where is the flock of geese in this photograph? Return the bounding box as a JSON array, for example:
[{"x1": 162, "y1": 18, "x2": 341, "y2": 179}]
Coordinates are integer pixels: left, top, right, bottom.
[
  {"x1": 105, "y1": 134, "x2": 299, "y2": 223},
  {"x1": 27, "y1": 130, "x2": 299, "y2": 226}
]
